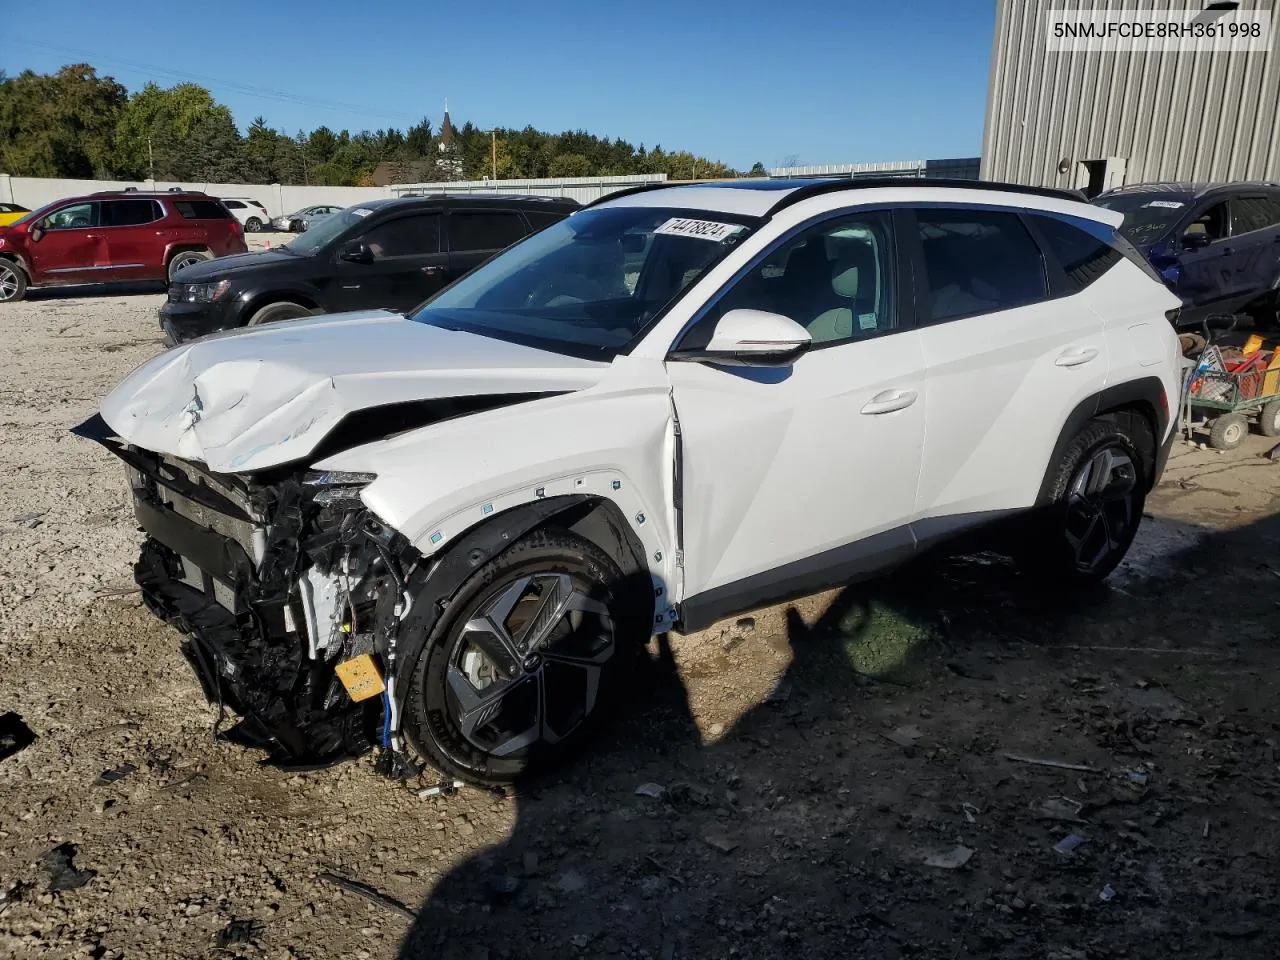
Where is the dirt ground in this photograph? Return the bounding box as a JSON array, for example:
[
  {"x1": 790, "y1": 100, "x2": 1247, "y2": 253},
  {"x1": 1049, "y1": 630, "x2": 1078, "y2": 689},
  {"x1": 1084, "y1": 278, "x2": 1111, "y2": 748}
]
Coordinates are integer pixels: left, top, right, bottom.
[{"x1": 1, "y1": 278, "x2": 1278, "y2": 960}]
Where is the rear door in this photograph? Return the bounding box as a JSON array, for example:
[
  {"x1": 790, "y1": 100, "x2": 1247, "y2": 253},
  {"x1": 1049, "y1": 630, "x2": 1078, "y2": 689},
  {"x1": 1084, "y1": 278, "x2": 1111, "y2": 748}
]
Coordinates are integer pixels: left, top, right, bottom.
[
  {"x1": 907, "y1": 206, "x2": 1110, "y2": 536},
  {"x1": 27, "y1": 201, "x2": 105, "y2": 284},
  {"x1": 1228, "y1": 194, "x2": 1280, "y2": 304},
  {"x1": 445, "y1": 209, "x2": 531, "y2": 281},
  {"x1": 329, "y1": 210, "x2": 447, "y2": 312},
  {"x1": 100, "y1": 198, "x2": 166, "y2": 280}
]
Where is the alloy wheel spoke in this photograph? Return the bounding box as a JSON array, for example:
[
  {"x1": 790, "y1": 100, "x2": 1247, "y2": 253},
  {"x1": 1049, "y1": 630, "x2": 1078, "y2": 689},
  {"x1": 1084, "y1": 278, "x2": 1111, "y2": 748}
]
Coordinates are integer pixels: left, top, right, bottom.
[
  {"x1": 446, "y1": 664, "x2": 530, "y2": 739},
  {"x1": 460, "y1": 614, "x2": 522, "y2": 679}
]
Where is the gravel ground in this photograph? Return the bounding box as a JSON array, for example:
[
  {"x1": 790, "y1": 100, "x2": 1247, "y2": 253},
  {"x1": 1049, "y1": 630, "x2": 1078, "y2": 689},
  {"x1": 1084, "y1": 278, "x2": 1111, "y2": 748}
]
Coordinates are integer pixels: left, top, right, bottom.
[{"x1": 1, "y1": 282, "x2": 1278, "y2": 960}]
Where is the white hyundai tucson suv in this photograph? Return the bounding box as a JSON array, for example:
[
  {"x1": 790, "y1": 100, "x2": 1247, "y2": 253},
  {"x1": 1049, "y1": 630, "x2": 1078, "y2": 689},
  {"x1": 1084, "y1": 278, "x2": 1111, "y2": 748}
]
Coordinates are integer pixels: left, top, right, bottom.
[{"x1": 81, "y1": 178, "x2": 1183, "y2": 785}]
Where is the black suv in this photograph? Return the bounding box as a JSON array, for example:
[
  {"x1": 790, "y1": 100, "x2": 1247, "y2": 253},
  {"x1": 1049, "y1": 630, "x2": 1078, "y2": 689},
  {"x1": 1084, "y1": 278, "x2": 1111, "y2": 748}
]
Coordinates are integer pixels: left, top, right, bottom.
[
  {"x1": 158, "y1": 194, "x2": 580, "y2": 344},
  {"x1": 1094, "y1": 181, "x2": 1280, "y2": 328}
]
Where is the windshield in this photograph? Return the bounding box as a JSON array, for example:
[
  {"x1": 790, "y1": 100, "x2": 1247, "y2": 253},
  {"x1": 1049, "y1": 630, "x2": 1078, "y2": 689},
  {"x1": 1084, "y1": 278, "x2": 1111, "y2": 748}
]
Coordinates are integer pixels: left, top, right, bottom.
[
  {"x1": 411, "y1": 205, "x2": 758, "y2": 359},
  {"x1": 284, "y1": 206, "x2": 373, "y2": 255},
  {"x1": 1095, "y1": 193, "x2": 1190, "y2": 246}
]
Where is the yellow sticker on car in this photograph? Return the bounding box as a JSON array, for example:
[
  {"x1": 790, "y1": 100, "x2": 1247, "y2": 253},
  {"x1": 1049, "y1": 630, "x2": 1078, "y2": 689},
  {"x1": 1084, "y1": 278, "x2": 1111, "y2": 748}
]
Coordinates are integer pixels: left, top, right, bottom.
[{"x1": 334, "y1": 654, "x2": 385, "y2": 703}]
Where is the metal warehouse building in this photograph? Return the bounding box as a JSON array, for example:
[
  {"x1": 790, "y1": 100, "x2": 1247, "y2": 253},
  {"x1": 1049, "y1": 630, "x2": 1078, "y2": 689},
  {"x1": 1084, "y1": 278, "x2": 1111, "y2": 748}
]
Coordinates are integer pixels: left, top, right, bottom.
[{"x1": 982, "y1": 0, "x2": 1280, "y2": 195}]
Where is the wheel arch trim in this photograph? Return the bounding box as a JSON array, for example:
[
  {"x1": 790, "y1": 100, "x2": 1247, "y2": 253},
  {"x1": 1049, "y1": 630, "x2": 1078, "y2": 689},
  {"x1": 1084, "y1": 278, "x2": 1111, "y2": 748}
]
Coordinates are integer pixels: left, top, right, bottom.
[{"x1": 1036, "y1": 376, "x2": 1168, "y2": 505}]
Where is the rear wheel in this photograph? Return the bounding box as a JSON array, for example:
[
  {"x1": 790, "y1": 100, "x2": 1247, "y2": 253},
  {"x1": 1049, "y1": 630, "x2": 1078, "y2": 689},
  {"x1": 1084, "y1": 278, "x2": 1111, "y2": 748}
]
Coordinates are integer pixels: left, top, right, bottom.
[
  {"x1": 246, "y1": 301, "x2": 315, "y2": 326},
  {"x1": 290, "y1": 219, "x2": 304, "y2": 233},
  {"x1": 1208, "y1": 412, "x2": 1248, "y2": 450},
  {"x1": 1023, "y1": 418, "x2": 1148, "y2": 584},
  {"x1": 244, "y1": 217, "x2": 262, "y2": 233},
  {"x1": 401, "y1": 529, "x2": 635, "y2": 785},
  {"x1": 168, "y1": 249, "x2": 212, "y2": 282},
  {"x1": 0, "y1": 260, "x2": 27, "y2": 303}
]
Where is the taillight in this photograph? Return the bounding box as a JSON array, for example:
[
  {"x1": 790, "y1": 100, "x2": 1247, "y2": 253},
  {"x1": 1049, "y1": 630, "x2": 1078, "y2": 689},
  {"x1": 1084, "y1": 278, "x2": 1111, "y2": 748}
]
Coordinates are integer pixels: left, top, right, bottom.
[{"x1": 1158, "y1": 386, "x2": 1168, "y2": 424}]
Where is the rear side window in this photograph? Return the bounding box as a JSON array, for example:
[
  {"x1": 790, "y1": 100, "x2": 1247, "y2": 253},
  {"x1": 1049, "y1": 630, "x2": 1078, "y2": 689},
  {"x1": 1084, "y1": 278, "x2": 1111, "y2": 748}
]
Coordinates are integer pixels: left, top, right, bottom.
[
  {"x1": 223, "y1": 200, "x2": 246, "y2": 210},
  {"x1": 1030, "y1": 214, "x2": 1122, "y2": 294},
  {"x1": 524, "y1": 210, "x2": 569, "y2": 232},
  {"x1": 101, "y1": 199, "x2": 163, "y2": 227},
  {"x1": 915, "y1": 209, "x2": 1047, "y2": 323},
  {"x1": 1231, "y1": 196, "x2": 1280, "y2": 235},
  {"x1": 174, "y1": 200, "x2": 232, "y2": 220},
  {"x1": 449, "y1": 211, "x2": 528, "y2": 252}
]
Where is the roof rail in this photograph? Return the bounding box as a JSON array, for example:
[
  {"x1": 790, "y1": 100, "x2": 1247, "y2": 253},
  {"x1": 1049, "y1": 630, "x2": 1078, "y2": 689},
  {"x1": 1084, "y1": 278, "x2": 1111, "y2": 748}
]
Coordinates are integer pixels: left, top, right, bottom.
[
  {"x1": 765, "y1": 177, "x2": 1086, "y2": 214},
  {"x1": 583, "y1": 182, "x2": 680, "y2": 208}
]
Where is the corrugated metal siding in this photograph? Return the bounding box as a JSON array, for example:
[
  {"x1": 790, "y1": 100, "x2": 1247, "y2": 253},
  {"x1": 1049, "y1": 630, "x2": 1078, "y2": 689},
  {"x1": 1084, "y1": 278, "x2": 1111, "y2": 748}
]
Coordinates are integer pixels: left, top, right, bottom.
[
  {"x1": 770, "y1": 159, "x2": 981, "y2": 178},
  {"x1": 982, "y1": 0, "x2": 1280, "y2": 186},
  {"x1": 388, "y1": 174, "x2": 667, "y2": 205}
]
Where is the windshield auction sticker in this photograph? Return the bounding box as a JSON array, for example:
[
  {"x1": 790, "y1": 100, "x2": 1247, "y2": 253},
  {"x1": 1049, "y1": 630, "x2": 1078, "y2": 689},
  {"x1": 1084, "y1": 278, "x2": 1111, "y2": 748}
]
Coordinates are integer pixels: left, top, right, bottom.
[
  {"x1": 1144, "y1": 200, "x2": 1185, "y2": 209},
  {"x1": 654, "y1": 218, "x2": 746, "y2": 242}
]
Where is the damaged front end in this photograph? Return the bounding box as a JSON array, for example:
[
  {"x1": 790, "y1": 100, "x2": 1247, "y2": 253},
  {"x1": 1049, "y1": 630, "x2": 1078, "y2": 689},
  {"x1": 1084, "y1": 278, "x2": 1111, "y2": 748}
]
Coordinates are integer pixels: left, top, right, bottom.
[{"x1": 78, "y1": 414, "x2": 417, "y2": 770}]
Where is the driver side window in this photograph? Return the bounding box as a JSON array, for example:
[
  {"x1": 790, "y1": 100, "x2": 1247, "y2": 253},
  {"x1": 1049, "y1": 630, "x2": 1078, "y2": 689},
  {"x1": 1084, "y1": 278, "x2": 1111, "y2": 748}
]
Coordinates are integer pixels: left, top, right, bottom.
[
  {"x1": 1184, "y1": 201, "x2": 1229, "y2": 242},
  {"x1": 683, "y1": 211, "x2": 896, "y2": 350},
  {"x1": 45, "y1": 202, "x2": 99, "y2": 231}
]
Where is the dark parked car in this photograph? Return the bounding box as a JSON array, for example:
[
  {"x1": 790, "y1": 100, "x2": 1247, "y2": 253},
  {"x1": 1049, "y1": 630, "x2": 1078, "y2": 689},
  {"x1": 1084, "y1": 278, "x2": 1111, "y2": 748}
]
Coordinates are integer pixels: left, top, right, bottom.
[
  {"x1": 1095, "y1": 181, "x2": 1280, "y2": 328},
  {"x1": 159, "y1": 194, "x2": 580, "y2": 344},
  {"x1": 0, "y1": 190, "x2": 246, "y2": 303}
]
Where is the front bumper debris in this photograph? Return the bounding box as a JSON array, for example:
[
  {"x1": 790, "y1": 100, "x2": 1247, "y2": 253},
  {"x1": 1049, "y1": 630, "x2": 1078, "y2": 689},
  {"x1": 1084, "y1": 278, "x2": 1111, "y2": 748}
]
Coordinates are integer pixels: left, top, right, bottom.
[{"x1": 74, "y1": 414, "x2": 413, "y2": 767}]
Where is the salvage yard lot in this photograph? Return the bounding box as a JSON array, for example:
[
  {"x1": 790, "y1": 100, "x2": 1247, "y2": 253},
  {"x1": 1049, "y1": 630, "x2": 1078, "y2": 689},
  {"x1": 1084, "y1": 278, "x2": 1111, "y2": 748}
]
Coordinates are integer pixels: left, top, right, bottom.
[{"x1": 1, "y1": 287, "x2": 1278, "y2": 960}]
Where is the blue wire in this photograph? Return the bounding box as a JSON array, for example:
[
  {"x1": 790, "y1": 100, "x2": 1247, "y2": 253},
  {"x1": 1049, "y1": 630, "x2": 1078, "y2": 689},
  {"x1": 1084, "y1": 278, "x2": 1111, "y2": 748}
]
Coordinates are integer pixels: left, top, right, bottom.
[{"x1": 378, "y1": 691, "x2": 389, "y2": 752}]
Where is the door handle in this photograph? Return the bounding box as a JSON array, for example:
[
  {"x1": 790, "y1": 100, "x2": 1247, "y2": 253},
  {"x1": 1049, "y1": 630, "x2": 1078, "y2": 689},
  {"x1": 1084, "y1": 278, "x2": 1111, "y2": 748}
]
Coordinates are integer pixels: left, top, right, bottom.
[
  {"x1": 1220, "y1": 247, "x2": 1234, "y2": 255},
  {"x1": 1055, "y1": 346, "x2": 1099, "y2": 367},
  {"x1": 860, "y1": 389, "x2": 918, "y2": 415},
  {"x1": 85, "y1": 234, "x2": 101, "y2": 240},
  {"x1": 422, "y1": 265, "x2": 444, "y2": 275}
]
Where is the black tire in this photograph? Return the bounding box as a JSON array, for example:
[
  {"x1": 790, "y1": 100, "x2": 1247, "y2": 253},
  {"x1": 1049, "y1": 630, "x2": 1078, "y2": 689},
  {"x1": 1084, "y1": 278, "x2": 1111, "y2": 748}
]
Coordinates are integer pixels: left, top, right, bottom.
[
  {"x1": 401, "y1": 528, "x2": 636, "y2": 785},
  {"x1": 167, "y1": 249, "x2": 212, "y2": 282},
  {"x1": 246, "y1": 301, "x2": 315, "y2": 326},
  {"x1": 244, "y1": 217, "x2": 262, "y2": 233},
  {"x1": 1258, "y1": 400, "x2": 1280, "y2": 438},
  {"x1": 1208, "y1": 412, "x2": 1248, "y2": 450},
  {"x1": 1022, "y1": 417, "x2": 1149, "y2": 585},
  {"x1": 0, "y1": 259, "x2": 27, "y2": 303}
]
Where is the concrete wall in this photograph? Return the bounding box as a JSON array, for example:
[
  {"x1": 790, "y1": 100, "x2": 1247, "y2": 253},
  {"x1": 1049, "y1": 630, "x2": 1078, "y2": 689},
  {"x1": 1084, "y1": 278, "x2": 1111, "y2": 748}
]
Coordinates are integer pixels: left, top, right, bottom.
[
  {"x1": 982, "y1": 0, "x2": 1280, "y2": 189},
  {"x1": 0, "y1": 173, "x2": 671, "y2": 217},
  {"x1": 388, "y1": 174, "x2": 668, "y2": 205},
  {"x1": 0, "y1": 175, "x2": 391, "y2": 219}
]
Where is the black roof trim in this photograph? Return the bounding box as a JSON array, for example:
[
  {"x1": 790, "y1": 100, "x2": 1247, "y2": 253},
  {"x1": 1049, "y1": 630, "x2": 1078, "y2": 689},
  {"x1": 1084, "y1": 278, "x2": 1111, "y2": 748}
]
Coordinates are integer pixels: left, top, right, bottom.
[
  {"x1": 90, "y1": 189, "x2": 210, "y2": 198},
  {"x1": 764, "y1": 177, "x2": 1085, "y2": 214},
  {"x1": 390, "y1": 192, "x2": 580, "y2": 208},
  {"x1": 584, "y1": 177, "x2": 1086, "y2": 215}
]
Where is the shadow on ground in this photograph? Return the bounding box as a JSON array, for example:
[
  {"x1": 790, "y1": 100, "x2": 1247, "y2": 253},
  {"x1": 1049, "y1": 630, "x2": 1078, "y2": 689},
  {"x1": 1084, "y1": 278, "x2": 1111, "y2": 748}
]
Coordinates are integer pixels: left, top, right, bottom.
[{"x1": 400, "y1": 509, "x2": 1280, "y2": 960}]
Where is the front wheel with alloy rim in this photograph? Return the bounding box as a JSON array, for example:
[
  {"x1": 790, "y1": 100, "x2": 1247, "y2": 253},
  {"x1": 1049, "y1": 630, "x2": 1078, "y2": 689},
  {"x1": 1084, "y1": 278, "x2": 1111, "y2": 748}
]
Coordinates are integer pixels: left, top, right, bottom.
[
  {"x1": 401, "y1": 529, "x2": 636, "y2": 785},
  {"x1": 247, "y1": 301, "x2": 316, "y2": 326},
  {"x1": 1024, "y1": 418, "x2": 1149, "y2": 584},
  {"x1": 0, "y1": 260, "x2": 27, "y2": 302},
  {"x1": 244, "y1": 217, "x2": 262, "y2": 233}
]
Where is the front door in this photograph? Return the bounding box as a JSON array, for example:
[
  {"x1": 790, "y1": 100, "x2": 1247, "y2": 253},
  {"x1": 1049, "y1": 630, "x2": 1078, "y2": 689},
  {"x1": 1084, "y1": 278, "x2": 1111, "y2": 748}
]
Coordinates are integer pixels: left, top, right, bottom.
[
  {"x1": 1177, "y1": 199, "x2": 1238, "y2": 311},
  {"x1": 668, "y1": 209, "x2": 926, "y2": 617},
  {"x1": 28, "y1": 201, "x2": 106, "y2": 284},
  {"x1": 330, "y1": 211, "x2": 448, "y2": 312}
]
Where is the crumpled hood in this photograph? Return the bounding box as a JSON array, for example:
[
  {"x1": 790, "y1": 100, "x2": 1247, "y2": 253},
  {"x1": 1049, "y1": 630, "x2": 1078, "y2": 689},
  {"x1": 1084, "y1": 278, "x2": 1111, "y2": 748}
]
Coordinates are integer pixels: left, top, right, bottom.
[{"x1": 100, "y1": 310, "x2": 608, "y2": 473}]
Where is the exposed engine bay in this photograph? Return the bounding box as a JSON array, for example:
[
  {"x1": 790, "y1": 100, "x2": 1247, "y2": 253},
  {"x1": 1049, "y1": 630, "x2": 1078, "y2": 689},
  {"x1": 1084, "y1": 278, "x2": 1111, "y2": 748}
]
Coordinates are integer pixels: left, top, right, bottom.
[{"x1": 79, "y1": 413, "x2": 418, "y2": 769}]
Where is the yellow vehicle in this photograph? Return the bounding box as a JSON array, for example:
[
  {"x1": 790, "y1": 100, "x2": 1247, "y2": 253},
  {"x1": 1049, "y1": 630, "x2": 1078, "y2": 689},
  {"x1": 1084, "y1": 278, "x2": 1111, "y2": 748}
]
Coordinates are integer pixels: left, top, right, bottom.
[{"x1": 0, "y1": 203, "x2": 30, "y2": 227}]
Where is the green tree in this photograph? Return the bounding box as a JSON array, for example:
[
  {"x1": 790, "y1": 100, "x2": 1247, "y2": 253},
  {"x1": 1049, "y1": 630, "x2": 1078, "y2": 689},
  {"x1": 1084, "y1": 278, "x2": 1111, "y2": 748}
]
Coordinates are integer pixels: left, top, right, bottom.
[
  {"x1": 116, "y1": 81, "x2": 246, "y2": 181},
  {"x1": 548, "y1": 153, "x2": 592, "y2": 178},
  {"x1": 0, "y1": 65, "x2": 128, "y2": 177},
  {"x1": 749, "y1": 161, "x2": 767, "y2": 177}
]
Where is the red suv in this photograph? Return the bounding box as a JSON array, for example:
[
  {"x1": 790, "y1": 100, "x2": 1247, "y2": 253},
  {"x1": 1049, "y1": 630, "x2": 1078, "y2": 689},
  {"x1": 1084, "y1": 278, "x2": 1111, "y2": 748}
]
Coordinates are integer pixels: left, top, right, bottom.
[{"x1": 0, "y1": 190, "x2": 247, "y2": 303}]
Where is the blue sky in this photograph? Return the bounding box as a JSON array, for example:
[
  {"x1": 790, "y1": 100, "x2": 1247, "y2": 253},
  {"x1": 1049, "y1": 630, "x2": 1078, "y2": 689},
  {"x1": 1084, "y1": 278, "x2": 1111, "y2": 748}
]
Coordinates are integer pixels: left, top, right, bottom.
[{"x1": 6, "y1": 0, "x2": 995, "y2": 170}]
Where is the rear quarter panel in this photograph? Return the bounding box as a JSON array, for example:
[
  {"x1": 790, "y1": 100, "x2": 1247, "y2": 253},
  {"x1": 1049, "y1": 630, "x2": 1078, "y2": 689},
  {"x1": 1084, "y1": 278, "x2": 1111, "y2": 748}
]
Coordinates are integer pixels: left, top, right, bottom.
[{"x1": 1092, "y1": 260, "x2": 1183, "y2": 439}]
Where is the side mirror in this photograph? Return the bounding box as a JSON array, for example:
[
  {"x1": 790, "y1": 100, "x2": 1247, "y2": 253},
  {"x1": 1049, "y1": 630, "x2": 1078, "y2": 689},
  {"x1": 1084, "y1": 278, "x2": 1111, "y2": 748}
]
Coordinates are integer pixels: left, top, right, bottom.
[
  {"x1": 670, "y1": 308, "x2": 812, "y2": 367},
  {"x1": 30, "y1": 226, "x2": 44, "y2": 243},
  {"x1": 1182, "y1": 231, "x2": 1211, "y2": 249},
  {"x1": 339, "y1": 240, "x2": 373, "y2": 264}
]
